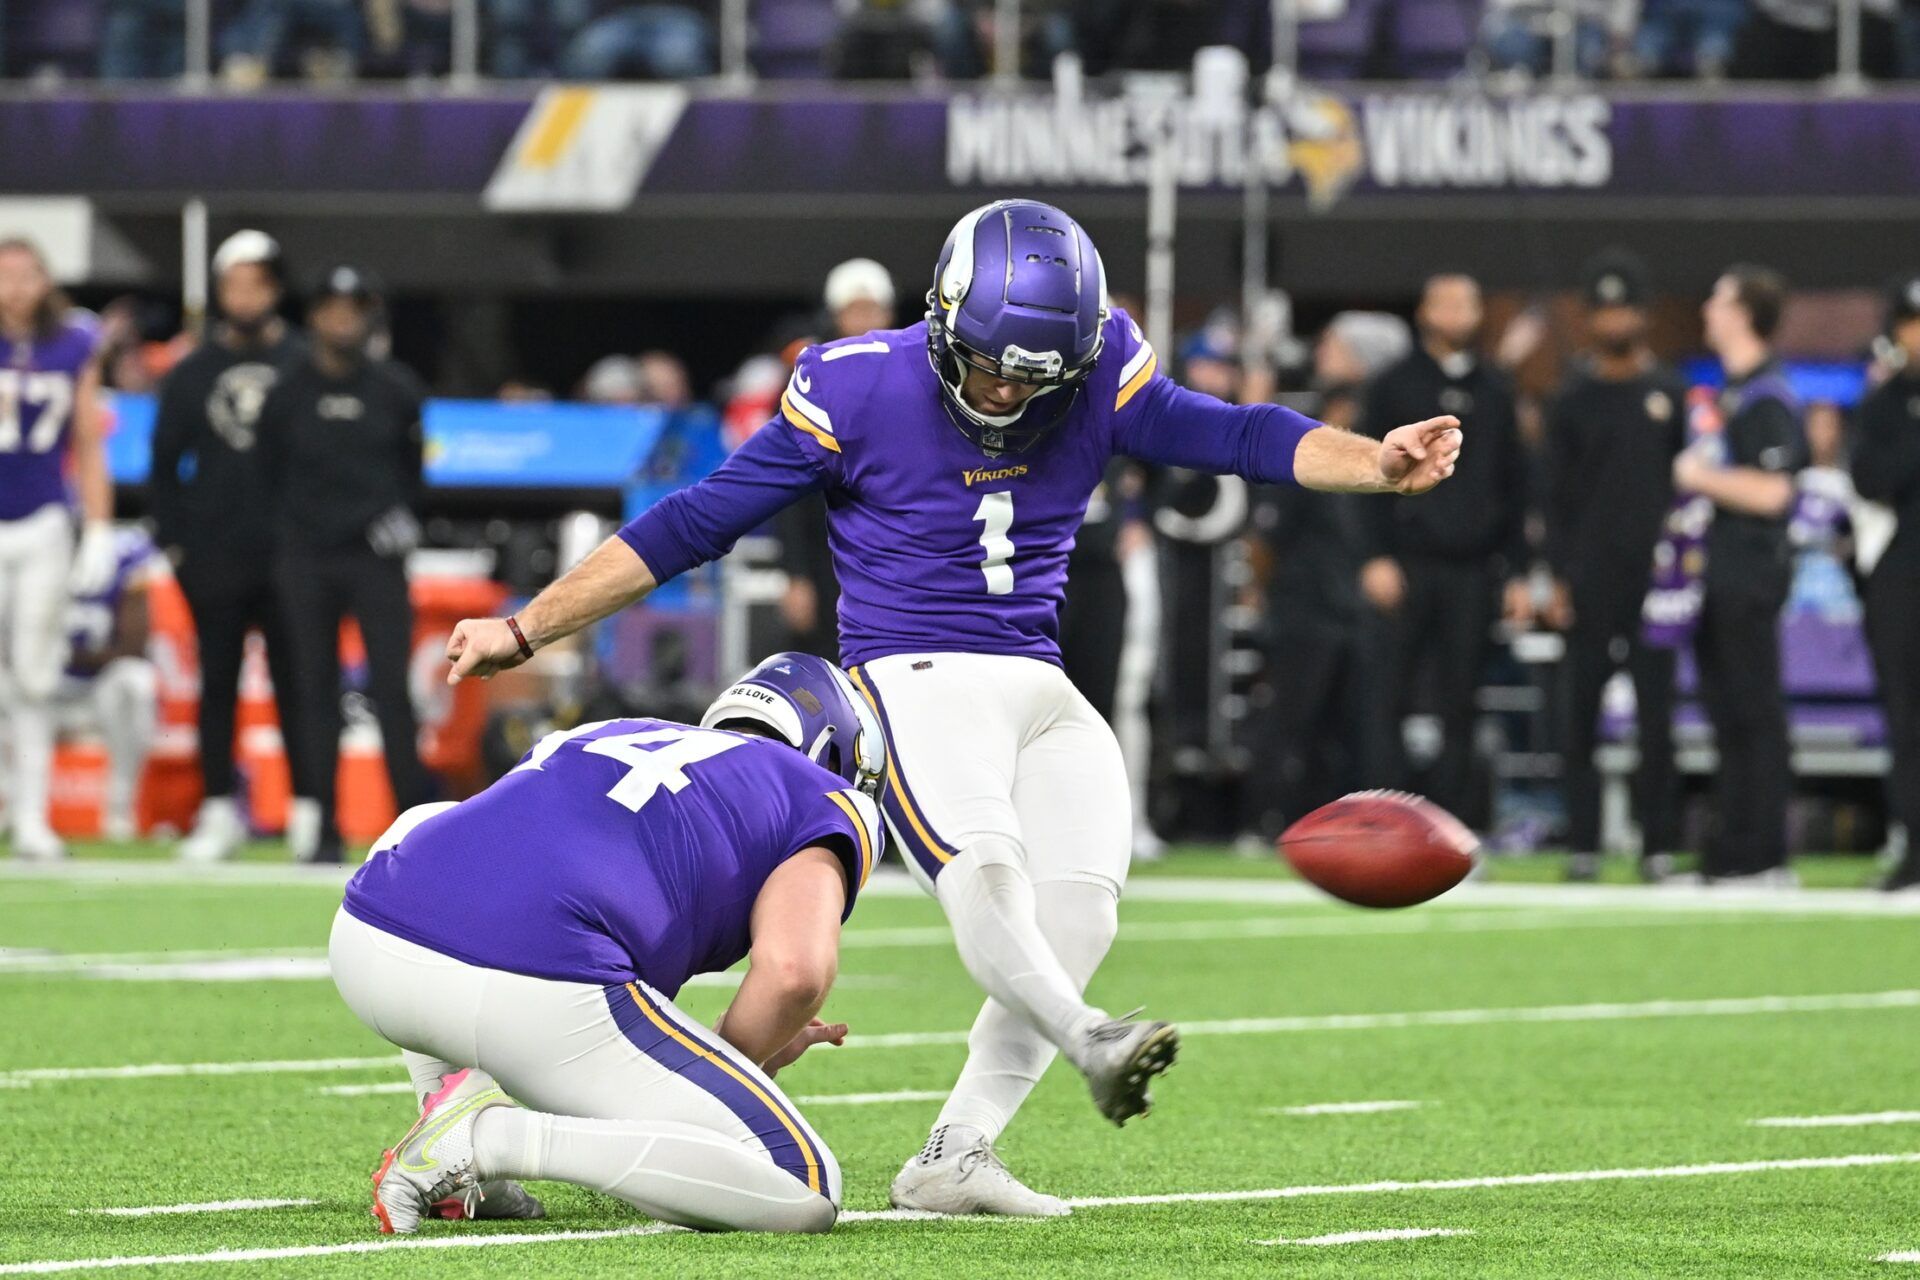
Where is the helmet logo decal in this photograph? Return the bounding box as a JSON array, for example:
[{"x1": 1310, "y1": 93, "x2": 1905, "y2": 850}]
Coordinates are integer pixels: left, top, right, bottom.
[{"x1": 999, "y1": 344, "x2": 1064, "y2": 381}]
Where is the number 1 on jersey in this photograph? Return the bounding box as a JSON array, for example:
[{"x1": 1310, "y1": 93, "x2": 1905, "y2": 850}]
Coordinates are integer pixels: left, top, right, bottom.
[{"x1": 974, "y1": 490, "x2": 1015, "y2": 595}]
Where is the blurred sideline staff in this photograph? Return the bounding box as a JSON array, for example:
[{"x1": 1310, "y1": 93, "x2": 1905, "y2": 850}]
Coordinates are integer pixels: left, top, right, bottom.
[
  {"x1": 1672, "y1": 266, "x2": 1808, "y2": 883},
  {"x1": 259, "y1": 265, "x2": 430, "y2": 864},
  {"x1": 1358, "y1": 273, "x2": 1530, "y2": 827},
  {"x1": 1545, "y1": 251, "x2": 1686, "y2": 882},
  {"x1": 1239, "y1": 312, "x2": 1409, "y2": 840},
  {"x1": 149, "y1": 230, "x2": 314, "y2": 862},
  {"x1": 1854, "y1": 276, "x2": 1920, "y2": 891}
]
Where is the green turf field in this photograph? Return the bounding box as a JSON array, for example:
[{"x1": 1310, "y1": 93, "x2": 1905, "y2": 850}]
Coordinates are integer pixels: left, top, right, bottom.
[{"x1": 3, "y1": 846, "x2": 1918, "y2": 1276}]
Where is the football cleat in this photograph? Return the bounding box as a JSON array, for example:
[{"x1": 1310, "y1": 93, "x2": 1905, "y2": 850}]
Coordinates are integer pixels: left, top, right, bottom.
[
  {"x1": 889, "y1": 1125, "x2": 1069, "y2": 1217},
  {"x1": 1074, "y1": 1011, "x2": 1178, "y2": 1127},
  {"x1": 430, "y1": 1179, "x2": 546, "y2": 1222},
  {"x1": 370, "y1": 1068, "x2": 513, "y2": 1234},
  {"x1": 11, "y1": 822, "x2": 67, "y2": 861},
  {"x1": 178, "y1": 797, "x2": 245, "y2": 863}
]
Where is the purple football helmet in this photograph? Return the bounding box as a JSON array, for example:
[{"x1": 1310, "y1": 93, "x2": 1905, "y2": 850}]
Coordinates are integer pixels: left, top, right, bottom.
[
  {"x1": 925, "y1": 200, "x2": 1109, "y2": 457},
  {"x1": 700, "y1": 652, "x2": 884, "y2": 797}
]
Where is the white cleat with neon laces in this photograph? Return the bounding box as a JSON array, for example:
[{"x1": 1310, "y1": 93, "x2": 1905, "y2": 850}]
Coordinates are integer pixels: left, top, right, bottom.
[
  {"x1": 371, "y1": 1068, "x2": 524, "y2": 1234},
  {"x1": 889, "y1": 1125, "x2": 1069, "y2": 1217}
]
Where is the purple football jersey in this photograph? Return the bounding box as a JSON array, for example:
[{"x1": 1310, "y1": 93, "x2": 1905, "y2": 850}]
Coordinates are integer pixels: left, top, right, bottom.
[
  {"x1": 342, "y1": 719, "x2": 881, "y2": 993},
  {"x1": 66, "y1": 526, "x2": 158, "y2": 677},
  {"x1": 0, "y1": 318, "x2": 96, "y2": 521},
  {"x1": 621, "y1": 309, "x2": 1319, "y2": 666}
]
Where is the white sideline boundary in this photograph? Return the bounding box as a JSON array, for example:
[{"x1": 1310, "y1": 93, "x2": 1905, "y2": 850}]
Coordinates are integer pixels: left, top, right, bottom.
[
  {"x1": 1752, "y1": 1111, "x2": 1920, "y2": 1128},
  {"x1": 10, "y1": 990, "x2": 1918, "y2": 1084},
  {"x1": 6, "y1": 1153, "x2": 1916, "y2": 1274},
  {"x1": 4, "y1": 860, "x2": 1918, "y2": 916},
  {"x1": 1256, "y1": 1227, "x2": 1470, "y2": 1246},
  {"x1": 70, "y1": 1200, "x2": 317, "y2": 1218},
  {"x1": 1266, "y1": 1100, "x2": 1425, "y2": 1116}
]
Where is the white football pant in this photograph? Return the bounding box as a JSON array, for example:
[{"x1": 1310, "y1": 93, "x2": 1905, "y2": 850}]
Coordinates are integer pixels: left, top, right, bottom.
[
  {"x1": 0, "y1": 507, "x2": 74, "y2": 839},
  {"x1": 847, "y1": 652, "x2": 1132, "y2": 1141},
  {"x1": 330, "y1": 822, "x2": 841, "y2": 1234}
]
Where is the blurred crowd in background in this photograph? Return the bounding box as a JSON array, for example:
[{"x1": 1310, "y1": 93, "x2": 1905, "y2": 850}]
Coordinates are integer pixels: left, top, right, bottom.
[{"x1": 2, "y1": 0, "x2": 1918, "y2": 83}]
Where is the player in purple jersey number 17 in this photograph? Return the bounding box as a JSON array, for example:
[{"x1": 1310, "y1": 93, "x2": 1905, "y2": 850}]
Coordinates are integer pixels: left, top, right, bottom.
[
  {"x1": 0, "y1": 239, "x2": 115, "y2": 862},
  {"x1": 333, "y1": 652, "x2": 884, "y2": 1234},
  {"x1": 441, "y1": 200, "x2": 1462, "y2": 1216}
]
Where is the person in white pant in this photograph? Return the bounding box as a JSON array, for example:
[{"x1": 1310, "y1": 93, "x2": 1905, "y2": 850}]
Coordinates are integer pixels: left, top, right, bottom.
[
  {"x1": 49, "y1": 525, "x2": 161, "y2": 840},
  {"x1": 0, "y1": 239, "x2": 117, "y2": 861},
  {"x1": 442, "y1": 201, "x2": 1463, "y2": 1215},
  {"x1": 331, "y1": 652, "x2": 885, "y2": 1234}
]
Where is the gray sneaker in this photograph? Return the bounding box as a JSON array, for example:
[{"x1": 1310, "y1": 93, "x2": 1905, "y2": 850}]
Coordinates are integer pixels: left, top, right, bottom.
[
  {"x1": 1075, "y1": 1013, "x2": 1178, "y2": 1126},
  {"x1": 371, "y1": 1069, "x2": 513, "y2": 1234},
  {"x1": 889, "y1": 1125, "x2": 1069, "y2": 1217}
]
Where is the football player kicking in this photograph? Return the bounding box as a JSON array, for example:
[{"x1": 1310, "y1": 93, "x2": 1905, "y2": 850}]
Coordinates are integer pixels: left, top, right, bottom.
[
  {"x1": 445, "y1": 200, "x2": 1462, "y2": 1216},
  {"x1": 331, "y1": 652, "x2": 885, "y2": 1234}
]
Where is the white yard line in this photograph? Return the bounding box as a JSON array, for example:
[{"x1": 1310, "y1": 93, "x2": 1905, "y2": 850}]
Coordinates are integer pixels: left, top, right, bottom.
[
  {"x1": 4, "y1": 1153, "x2": 1914, "y2": 1274},
  {"x1": 313, "y1": 1082, "x2": 948, "y2": 1106},
  {"x1": 1265, "y1": 1101, "x2": 1425, "y2": 1116},
  {"x1": 70, "y1": 1200, "x2": 317, "y2": 1218},
  {"x1": 1256, "y1": 1227, "x2": 1471, "y2": 1246},
  {"x1": 1752, "y1": 1111, "x2": 1920, "y2": 1128},
  {"x1": 1882, "y1": 1251, "x2": 1920, "y2": 1262},
  {"x1": 13, "y1": 989, "x2": 1918, "y2": 1085}
]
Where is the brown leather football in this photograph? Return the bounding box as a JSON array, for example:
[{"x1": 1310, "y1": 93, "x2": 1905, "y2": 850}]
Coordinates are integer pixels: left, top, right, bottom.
[{"x1": 1278, "y1": 790, "x2": 1478, "y2": 908}]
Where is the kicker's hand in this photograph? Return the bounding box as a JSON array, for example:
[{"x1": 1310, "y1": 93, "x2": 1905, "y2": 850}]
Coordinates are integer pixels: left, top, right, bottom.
[
  {"x1": 1378, "y1": 417, "x2": 1463, "y2": 495},
  {"x1": 445, "y1": 617, "x2": 530, "y2": 685},
  {"x1": 763, "y1": 1018, "x2": 849, "y2": 1076}
]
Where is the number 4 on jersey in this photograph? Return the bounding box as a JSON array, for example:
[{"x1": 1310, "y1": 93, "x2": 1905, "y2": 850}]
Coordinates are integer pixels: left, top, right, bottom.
[
  {"x1": 515, "y1": 721, "x2": 744, "y2": 813},
  {"x1": 974, "y1": 490, "x2": 1015, "y2": 595}
]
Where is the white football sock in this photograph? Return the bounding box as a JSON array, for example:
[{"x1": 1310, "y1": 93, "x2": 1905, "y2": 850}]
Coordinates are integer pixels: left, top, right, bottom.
[
  {"x1": 935, "y1": 837, "x2": 1108, "y2": 1069},
  {"x1": 93, "y1": 661, "x2": 156, "y2": 824},
  {"x1": 472, "y1": 1107, "x2": 835, "y2": 1233},
  {"x1": 402, "y1": 1051, "x2": 462, "y2": 1107},
  {"x1": 9, "y1": 700, "x2": 54, "y2": 836},
  {"x1": 933, "y1": 879, "x2": 1120, "y2": 1141}
]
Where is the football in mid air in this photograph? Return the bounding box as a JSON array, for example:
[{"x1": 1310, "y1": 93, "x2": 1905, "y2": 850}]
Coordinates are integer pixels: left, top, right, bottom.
[{"x1": 1278, "y1": 791, "x2": 1478, "y2": 908}]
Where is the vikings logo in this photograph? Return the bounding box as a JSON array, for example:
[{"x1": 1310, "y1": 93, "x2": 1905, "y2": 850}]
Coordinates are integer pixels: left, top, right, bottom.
[{"x1": 1285, "y1": 93, "x2": 1365, "y2": 211}]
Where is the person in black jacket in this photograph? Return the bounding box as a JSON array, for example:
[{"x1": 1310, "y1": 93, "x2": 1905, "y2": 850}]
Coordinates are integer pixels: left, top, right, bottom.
[
  {"x1": 1855, "y1": 276, "x2": 1920, "y2": 891},
  {"x1": 259, "y1": 265, "x2": 429, "y2": 863},
  {"x1": 1544, "y1": 251, "x2": 1688, "y2": 882},
  {"x1": 1357, "y1": 273, "x2": 1531, "y2": 826},
  {"x1": 1673, "y1": 265, "x2": 1808, "y2": 883},
  {"x1": 148, "y1": 230, "x2": 314, "y2": 863}
]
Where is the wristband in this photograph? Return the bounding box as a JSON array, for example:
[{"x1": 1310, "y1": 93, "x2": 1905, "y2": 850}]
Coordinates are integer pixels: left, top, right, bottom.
[{"x1": 505, "y1": 615, "x2": 535, "y2": 660}]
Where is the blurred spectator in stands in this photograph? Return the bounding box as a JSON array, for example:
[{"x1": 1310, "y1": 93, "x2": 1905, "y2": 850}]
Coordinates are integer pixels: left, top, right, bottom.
[
  {"x1": 581, "y1": 354, "x2": 643, "y2": 405},
  {"x1": 1358, "y1": 273, "x2": 1529, "y2": 829},
  {"x1": 1543, "y1": 250, "x2": 1685, "y2": 883},
  {"x1": 831, "y1": 0, "x2": 938, "y2": 78},
  {"x1": 558, "y1": 0, "x2": 715, "y2": 78},
  {"x1": 221, "y1": 0, "x2": 366, "y2": 82},
  {"x1": 1237, "y1": 311, "x2": 1409, "y2": 842},
  {"x1": 1630, "y1": 0, "x2": 1744, "y2": 76},
  {"x1": 1853, "y1": 275, "x2": 1920, "y2": 890},
  {"x1": 1674, "y1": 265, "x2": 1806, "y2": 883},
  {"x1": 1730, "y1": 0, "x2": 1898, "y2": 77},
  {"x1": 635, "y1": 350, "x2": 693, "y2": 409},
  {"x1": 1482, "y1": 0, "x2": 1622, "y2": 79},
  {"x1": 1073, "y1": 0, "x2": 1218, "y2": 73},
  {"x1": 101, "y1": 0, "x2": 188, "y2": 78}
]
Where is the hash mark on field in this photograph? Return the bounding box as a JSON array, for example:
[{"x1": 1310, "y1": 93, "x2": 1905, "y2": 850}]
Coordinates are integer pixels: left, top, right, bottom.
[
  {"x1": 1256, "y1": 1227, "x2": 1471, "y2": 1246},
  {"x1": 1752, "y1": 1111, "x2": 1920, "y2": 1128},
  {"x1": 1264, "y1": 1100, "x2": 1424, "y2": 1116},
  {"x1": 71, "y1": 1199, "x2": 318, "y2": 1217},
  {"x1": 1882, "y1": 1250, "x2": 1920, "y2": 1262},
  {"x1": 14, "y1": 990, "x2": 1920, "y2": 1084},
  {"x1": 4, "y1": 1154, "x2": 1915, "y2": 1273}
]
